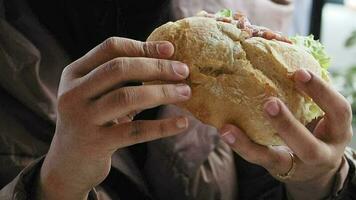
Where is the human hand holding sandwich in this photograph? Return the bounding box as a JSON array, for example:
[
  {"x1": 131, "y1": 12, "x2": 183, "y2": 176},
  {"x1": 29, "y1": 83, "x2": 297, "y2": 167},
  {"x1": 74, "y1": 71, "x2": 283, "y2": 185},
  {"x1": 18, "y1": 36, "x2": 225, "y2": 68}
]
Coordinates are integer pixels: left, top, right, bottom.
[
  {"x1": 147, "y1": 10, "x2": 353, "y2": 199},
  {"x1": 219, "y1": 69, "x2": 352, "y2": 199},
  {"x1": 36, "y1": 38, "x2": 191, "y2": 199}
]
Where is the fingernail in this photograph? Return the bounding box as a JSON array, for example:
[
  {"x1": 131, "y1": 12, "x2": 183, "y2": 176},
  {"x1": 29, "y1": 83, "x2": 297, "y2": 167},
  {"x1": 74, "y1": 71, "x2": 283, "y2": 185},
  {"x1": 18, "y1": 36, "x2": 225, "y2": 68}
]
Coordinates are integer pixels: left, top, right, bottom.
[
  {"x1": 172, "y1": 62, "x2": 189, "y2": 77},
  {"x1": 176, "y1": 84, "x2": 191, "y2": 98},
  {"x1": 176, "y1": 117, "x2": 188, "y2": 129},
  {"x1": 157, "y1": 43, "x2": 174, "y2": 56},
  {"x1": 296, "y1": 69, "x2": 311, "y2": 83},
  {"x1": 264, "y1": 99, "x2": 280, "y2": 116},
  {"x1": 221, "y1": 131, "x2": 236, "y2": 144}
]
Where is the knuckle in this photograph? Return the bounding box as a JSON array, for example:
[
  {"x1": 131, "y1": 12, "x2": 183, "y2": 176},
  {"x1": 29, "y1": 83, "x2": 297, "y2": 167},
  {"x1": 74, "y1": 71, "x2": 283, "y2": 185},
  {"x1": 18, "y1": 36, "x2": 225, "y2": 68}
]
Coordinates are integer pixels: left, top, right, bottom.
[
  {"x1": 61, "y1": 65, "x2": 73, "y2": 77},
  {"x1": 101, "y1": 37, "x2": 120, "y2": 51},
  {"x1": 160, "y1": 85, "x2": 172, "y2": 99},
  {"x1": 142, "y1": 42, "x2": 151, "y2": 57},
  {"x1": 116, "y1": 88, "x2": 138, "y2": 106},
  {"x1": 130, "y1": 121, "x2": 145, "y2": 139},
  {"x1": 155, "y1": 59, "x2": 167, "y2": 78},
  {"x1": 142, "y1": 42, "x2": 157, "y2": 57},
  {"x1": 105, "y1": 58, "x2": 126, "y2": 75}
]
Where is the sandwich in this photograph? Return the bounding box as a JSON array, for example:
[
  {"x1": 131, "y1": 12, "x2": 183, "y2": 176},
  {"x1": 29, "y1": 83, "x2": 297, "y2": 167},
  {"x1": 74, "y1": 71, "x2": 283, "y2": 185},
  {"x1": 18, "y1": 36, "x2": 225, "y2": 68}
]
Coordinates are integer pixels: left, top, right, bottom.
[{"x1": 146, "y1": 9, "x2": 331, "y2": 145}]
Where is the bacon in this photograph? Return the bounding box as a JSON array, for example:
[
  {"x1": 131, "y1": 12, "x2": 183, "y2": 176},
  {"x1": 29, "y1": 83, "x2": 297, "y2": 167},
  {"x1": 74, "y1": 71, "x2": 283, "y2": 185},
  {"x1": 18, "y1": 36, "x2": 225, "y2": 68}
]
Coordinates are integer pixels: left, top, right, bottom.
[
  {"x1": 233, "y1": 12, "x2": 252, "y2": 29},
  {"x1": 261, "y1": 31, "x2": 292, "y2": 43},
  {"x1": 198, "y1": 11, "x2": 291, "y2": 44},
  {"x1": 261, "y1": 31, "x2": 276, "y2": 40}
]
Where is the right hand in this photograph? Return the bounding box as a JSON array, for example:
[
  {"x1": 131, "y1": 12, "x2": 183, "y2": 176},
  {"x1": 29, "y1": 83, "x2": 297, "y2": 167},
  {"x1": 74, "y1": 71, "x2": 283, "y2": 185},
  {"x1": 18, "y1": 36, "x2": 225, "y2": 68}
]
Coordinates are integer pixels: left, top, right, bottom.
[{"x1": 37, "y1": 37, "x2": 191, "y2": 199}]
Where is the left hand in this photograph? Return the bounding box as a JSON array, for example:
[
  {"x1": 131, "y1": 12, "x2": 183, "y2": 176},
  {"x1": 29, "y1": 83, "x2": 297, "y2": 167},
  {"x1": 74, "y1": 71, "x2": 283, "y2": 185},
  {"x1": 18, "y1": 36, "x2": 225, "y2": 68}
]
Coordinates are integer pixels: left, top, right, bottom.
[{"x1": 219, "y1": 69, "x2": 353, "y2": 199}]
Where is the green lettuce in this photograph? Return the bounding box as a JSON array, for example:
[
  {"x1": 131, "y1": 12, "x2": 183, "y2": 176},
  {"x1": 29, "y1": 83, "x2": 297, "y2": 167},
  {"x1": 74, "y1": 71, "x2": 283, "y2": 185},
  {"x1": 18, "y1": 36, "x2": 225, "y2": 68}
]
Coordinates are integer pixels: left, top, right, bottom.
[
  {"x1": 215, "y1": 9, "x2": 233, "y2": 18},
  {"x1": 290, "y1": 35, "x2": 331, "y2": 122},
  {"x1": 290, "y1": 35, "x2": 331, "y2": 80}
]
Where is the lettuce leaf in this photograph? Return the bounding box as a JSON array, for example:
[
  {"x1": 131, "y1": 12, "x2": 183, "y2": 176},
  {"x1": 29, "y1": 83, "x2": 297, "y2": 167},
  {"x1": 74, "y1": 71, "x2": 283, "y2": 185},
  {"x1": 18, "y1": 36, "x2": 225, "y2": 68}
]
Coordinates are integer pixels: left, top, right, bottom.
[
  {"x1": 290, "y1": 35, "x2": 331, "y2": 80},
  {"x1": 290, "y1": 35, "x2": 331, "y2": 122},
  {"x1": 215, "y1": 9, "x2": 233, "y2": 18},
  {"x1": 290, "y1": 35, "x2": 331, "y2": 69}
]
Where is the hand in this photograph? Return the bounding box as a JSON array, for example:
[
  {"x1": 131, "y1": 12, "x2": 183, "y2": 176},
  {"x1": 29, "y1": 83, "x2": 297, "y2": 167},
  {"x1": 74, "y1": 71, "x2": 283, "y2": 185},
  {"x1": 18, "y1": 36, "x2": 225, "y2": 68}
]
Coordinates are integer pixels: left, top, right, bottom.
[
  {"x1": 219, "y1": 69, "x2": 353, "y2": 200},
  {"x1": 37, "y1": 37, "x2": 191, "y2": 199}
]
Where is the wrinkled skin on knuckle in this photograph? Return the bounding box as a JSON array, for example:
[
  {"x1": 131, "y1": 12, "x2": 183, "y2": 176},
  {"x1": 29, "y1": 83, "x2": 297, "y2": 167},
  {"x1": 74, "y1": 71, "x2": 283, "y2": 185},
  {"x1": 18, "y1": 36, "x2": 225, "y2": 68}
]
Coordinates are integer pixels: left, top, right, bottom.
[
  {"x1": 99, "y1": 58, "x2": 127, "y2": 82},
  {"x1": 155, "y1": 59, "x2": 166, "y2": 79},
  {"x1": 101, "y1": 37, "x2": 121, "y2": 52},
  {"x1": 142, "y1": 42, "x2": 153, "y2": 57},
  {"x1": 122, "y1": 39, "x2": 142, "y2": 56},
  {"x1": 115, "y1": 88, "x2": 138, "y2": 108},
  {"x1": 160, "y1": 85, "x2": 173, "y2": 100},
  {"x1": 129, "y1": 121, "x2": 145, "y2": 140},
  {"x1": 105, "y1": 58, "x2": 126, "y2": 74}
]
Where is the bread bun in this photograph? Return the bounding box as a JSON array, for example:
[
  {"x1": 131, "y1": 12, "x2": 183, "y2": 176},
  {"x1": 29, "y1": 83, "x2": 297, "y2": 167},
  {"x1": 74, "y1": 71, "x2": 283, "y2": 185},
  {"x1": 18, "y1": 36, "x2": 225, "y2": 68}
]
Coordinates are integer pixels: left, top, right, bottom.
[{"x1": 147, "y1": 17, "x2": 323, "y2": 145}]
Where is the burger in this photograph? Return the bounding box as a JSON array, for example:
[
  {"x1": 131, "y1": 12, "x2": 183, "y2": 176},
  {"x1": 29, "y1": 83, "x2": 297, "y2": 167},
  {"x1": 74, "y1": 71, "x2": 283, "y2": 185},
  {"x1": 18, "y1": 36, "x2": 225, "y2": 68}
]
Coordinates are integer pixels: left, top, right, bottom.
[{"x1": 146, "y1": 9, "x2": 331, "y2": 146}]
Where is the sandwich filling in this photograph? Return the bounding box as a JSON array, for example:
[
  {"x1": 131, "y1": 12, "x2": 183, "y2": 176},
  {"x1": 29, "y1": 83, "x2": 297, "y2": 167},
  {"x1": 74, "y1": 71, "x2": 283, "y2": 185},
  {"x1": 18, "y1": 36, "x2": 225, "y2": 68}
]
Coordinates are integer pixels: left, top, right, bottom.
[{"x1": 197, "y1": 10, "x2": 292, "y2": 44}]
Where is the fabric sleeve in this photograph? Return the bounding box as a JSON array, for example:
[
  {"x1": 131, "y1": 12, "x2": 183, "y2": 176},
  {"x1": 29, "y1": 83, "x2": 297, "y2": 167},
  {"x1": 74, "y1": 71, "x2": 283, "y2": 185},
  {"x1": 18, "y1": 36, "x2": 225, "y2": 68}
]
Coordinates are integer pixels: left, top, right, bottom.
[{"x1": 0, "y1": 156, "x2": 100, "y2": 200}]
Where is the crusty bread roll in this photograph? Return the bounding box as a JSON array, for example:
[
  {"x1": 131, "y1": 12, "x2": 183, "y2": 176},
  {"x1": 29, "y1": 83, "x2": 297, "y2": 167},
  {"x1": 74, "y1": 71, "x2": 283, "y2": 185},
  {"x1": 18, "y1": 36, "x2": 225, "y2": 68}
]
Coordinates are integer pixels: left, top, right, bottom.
[{"x1": 147, "y1": 16, "x2": 324, "y2": 145}]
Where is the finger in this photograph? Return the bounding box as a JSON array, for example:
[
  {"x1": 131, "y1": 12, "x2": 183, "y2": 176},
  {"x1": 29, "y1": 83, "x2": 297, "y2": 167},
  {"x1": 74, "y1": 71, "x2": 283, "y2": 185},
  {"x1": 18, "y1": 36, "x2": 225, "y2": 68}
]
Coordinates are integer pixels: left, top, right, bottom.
[
  {"x1": 113, "y1": 110, "x2": 142, "y2": 124},
  {"x1": 79, "y1": 57, "x2": 189, "y2": 98},
  {"x1": 103, "y1": 117, "x2": 188, "y2": 150},
  {"x1": 92, "y1": 84, "x2": 191, "y2": 125},
  {"x1": 294, "y1": 69, "x2": 352, "y2": 131},
  {"x1": 263, "y1": 97, "x2": 331, "y2": 164},
  {"x1": 66, "y1": 37, "x2": 174, "y2": 77},
  {"x1": 219, "y1": 124, "x2": 293, "y2": 175}
]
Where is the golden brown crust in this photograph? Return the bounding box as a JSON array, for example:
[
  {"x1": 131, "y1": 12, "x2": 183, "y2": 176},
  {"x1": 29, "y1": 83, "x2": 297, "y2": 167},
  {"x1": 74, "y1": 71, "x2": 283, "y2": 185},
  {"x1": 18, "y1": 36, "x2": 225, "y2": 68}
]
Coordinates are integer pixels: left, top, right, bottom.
[{"x1": 147, "y1": 17, "x2": 323, "y2": 145}]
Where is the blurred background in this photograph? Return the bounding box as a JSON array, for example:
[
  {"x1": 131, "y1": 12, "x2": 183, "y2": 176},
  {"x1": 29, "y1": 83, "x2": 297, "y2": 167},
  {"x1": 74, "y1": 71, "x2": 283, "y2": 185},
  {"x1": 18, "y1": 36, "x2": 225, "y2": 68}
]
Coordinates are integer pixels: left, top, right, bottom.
[{"x1": 308, "y1": 0, "x2": 356, "y2": 148}]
